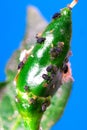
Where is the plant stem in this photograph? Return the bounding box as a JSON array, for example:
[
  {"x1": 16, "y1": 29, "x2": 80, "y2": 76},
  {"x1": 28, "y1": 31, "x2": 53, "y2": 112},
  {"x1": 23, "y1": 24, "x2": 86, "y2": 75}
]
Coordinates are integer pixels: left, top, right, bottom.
[
  {"x1": 24, "y1": 113, "x2": 42, "y2": 130},
  {"x1": 12, "y1": 115, "x2": 21, "y2": 130}
]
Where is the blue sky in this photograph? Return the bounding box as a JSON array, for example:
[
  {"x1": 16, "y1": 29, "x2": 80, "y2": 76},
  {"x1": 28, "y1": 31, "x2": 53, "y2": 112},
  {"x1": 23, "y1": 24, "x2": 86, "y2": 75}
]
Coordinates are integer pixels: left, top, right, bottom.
[{"x1": 0, "y1": 0, "x2": 87, "y2": 130}]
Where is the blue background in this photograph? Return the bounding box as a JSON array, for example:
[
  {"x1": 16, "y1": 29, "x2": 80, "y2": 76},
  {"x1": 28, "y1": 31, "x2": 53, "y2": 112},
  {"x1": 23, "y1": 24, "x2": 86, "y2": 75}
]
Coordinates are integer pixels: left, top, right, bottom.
[{"x1": 0, "y1": 0, "x2": 87, "y2": 130}]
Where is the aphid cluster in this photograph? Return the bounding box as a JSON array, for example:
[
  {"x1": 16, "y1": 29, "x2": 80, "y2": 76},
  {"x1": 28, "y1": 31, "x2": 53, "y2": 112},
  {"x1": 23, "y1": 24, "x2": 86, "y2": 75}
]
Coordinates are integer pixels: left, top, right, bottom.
[
  {"x1": 42, "y1": 65, "x2": 59, "y2": 89},
  {"x1": 50, "y1": 42, "x2": 64, "y2": 58},
  {"x1": 15, "y1": 1, "x2": 78, "y2": 129}
]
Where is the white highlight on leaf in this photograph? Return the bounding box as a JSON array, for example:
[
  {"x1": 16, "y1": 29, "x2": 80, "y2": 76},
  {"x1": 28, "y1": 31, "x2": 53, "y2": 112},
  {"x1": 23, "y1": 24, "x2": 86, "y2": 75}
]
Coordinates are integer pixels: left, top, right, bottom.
[
  {"x1": 22, "y1": 93, "x2": 28, "y2": 100},
  {"x1": 31, "y1": 54, "x2": 34, "y2": 58},
  {"x1": 20, "y1": 50, "x2": 27, "y2": 62},
  {"x1": 19, "y1": 46, "x2": 34, "y2": 62},
  {"x1": 13, "y1": 80, "x2": 16, "y2": 86},
  {"x1": 22, "y1": 103, "x2": 29, "y2": 109},
  {"x1": 60, "y1": 29, "x2": 65, "y2": 34},
  {"x1": 63, "y1": 10, "x2": 67, "y2": 15},
  {"x1": 16, "y1": 89, "x2": 28, "y2": 100},
  {"x1": 15, "y1": 98, "x2": 18, "y2": 103},
  {"x1": 27, "y1": 63, "x2": 47, "y2": 86}
]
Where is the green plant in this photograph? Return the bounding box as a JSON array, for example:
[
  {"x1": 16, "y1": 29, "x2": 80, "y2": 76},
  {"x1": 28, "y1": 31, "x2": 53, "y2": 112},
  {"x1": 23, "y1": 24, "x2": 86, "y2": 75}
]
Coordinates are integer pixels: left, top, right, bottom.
[{"x1": 0, "y1": 1, "x2": 78, "y2": 130}]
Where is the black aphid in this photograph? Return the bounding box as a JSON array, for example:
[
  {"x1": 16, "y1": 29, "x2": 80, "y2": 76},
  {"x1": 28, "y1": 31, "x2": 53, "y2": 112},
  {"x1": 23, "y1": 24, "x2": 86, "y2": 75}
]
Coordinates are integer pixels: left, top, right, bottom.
[
  {"x1": 46, "y1": 65, "x2": 53, "y2": 72},
  {"x1": 37, "y1": 37, "x2": 46, "y2": 44},
  {"x1": 62, "y1": 64, "x2": 68, "y2": 73},
  {"x1": 64, "y1": 57, "x2": 69, "y2": 63},
  {"x1": 53, "y1": 65, "x2": 58, "y2": 73},
  {"x1": 42, "y1": 103, "x2": 47, "y2": 112},
  {"x1": 52, "y1": 12, "x2": 61, "y2": 19},
  {"x1": 42, "y1": 74, "x2": 50, "y2": 81},
  {"x1": 18, "y1": 61, "x2": 24, "y2": 70},
  {"x1": 51, "y1": 74, "x2": 55, "y2": 79}
]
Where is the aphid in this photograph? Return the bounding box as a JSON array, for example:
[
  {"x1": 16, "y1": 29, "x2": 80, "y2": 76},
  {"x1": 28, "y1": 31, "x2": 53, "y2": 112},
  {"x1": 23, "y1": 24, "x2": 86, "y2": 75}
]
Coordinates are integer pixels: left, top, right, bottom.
[
  {"x1": 64, "y1": 57, "x2": 69, "y2": 63},
  {"x1": 42, "y1": 101, "x2": 50, "y2": 112},
  {"x1": 51, "y1": 74, "x2": 55, "y2": 79},
  {"x1": 36, "y1": 37, "x2": 46, "y2": 44},
  {"x1": 52, "y1": 65, "x2": 58, "y2": 73},
  {"x1": 46, "y1": 65, "x2": 53, "y2": 72},
  {"x1": 42, "y1": 103, "x2": 47, "y2": 112},
  {"x1": 58, "y1": 42, "x2": 64, "y2": 48},
  {"x1": 62, "y1": 64, "x2": 68, "y2": 73},
  {"x1": 17, "y1": 61, "x2": 24, "y2": 70},
  {"x1": 29, "y1": 98, "x2": 35, "y2": 104},
  {"x1": 43, "y1": 83, "x2": 48, "y2": 87},
  {"x1": 52, "y1": 12, "x2": 61, "y2": 19},
  {"x1": 24, "y1": 86, "x2": 29, "y2": 91},
  {"x1": 46, "y1": 65, "x2": 58, "y2": 75},
  {"x1": 42, "y1": 74, "x2": 50, "y2": 81},
  {"x1": 52, "y1": 84, "x2": 56, "y2": 89}
]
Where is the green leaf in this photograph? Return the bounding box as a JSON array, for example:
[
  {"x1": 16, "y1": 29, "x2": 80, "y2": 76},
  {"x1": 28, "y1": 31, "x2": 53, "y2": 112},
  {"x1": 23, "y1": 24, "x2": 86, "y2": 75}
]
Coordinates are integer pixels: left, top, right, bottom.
[{"x1": 0, "y1": 82, "x2": 24, "y2": 130}]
